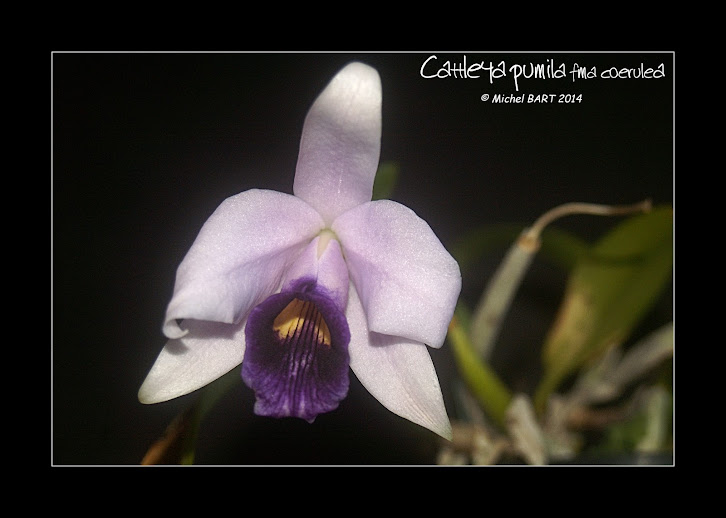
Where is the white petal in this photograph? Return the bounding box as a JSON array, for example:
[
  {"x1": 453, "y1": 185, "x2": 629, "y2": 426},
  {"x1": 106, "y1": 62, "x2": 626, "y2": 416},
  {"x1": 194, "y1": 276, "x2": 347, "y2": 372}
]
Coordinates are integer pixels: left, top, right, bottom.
[
  {"x1": 346, "y1": 285, "x2": 452, "y2": 439},
  {"x1": 293, "y1": 62, "x2": 382, "y2": 225},
  {"x1": 138, "y1": 320, "x2": 245, "y2": 404},
  {"x1": 333, "y1": 200, "x2": 461, "y2": 347},
  {"x1": 280, "y1": 235, "x2": 349, "y2": 311},
  {"x1": 164, "y1": 189, "x2": 324, "y2": 338},
  {"x1": 315, "y1": 238, "x2": 350, "y2": 311}
]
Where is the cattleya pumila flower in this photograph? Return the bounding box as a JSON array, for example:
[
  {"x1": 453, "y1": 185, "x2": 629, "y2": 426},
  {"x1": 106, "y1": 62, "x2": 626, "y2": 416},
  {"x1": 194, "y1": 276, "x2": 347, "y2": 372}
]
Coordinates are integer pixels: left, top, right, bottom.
[{"x1": 138, "y1": 62, "x2": 462, "y2": 439}]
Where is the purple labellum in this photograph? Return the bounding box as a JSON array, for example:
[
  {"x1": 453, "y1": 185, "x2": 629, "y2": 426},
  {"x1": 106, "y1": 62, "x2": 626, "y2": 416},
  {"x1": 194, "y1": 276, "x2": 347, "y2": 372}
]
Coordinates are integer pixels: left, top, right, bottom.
[{"x1": 241, "y1": 278, "x2": 351, "y2": 422}]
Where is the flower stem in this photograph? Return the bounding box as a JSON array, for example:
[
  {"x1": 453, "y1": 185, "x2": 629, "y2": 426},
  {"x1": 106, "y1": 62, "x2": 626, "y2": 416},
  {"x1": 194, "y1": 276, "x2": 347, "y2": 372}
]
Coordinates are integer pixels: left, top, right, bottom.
[
  {"x1": 469, "y1": 231, "x2": 539, "y2": 359},
  {"x1": 526, "y1": 199, "x2": 652, "y2": 240},
  {"x1": 469, "y1": 199, "x2": 652, "y2": 360}
]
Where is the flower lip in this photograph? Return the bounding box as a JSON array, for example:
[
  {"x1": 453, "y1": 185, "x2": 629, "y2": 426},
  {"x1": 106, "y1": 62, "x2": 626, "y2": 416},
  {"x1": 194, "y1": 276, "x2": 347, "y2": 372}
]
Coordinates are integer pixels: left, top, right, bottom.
[{"x1": 241, "y1": 277, "x2": 351, "y2": 422}]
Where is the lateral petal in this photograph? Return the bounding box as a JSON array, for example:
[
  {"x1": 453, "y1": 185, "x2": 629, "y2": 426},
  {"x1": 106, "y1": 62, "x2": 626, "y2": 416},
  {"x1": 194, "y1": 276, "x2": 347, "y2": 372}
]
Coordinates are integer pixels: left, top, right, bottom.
[
  {"x1": 346, "y1": 285, "x2": 452, "y2": 439},
  {"x1": 333, "y1": 200, "x2": 461, "y2": 348},
  {"x1": 293, "y1": 62, "x2": 382, "y2": 225},
  {"x1": 163, "y1": 189, "x2": 324, "y2": 338},
  {"x1": 138, "y1": 319, "x2": 246, "y2": 404}
]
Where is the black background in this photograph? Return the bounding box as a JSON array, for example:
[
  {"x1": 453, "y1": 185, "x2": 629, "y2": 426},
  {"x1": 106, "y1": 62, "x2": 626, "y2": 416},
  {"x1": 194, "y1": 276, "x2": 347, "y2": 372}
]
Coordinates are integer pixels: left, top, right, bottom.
[{"x1": 52, "y1": 51, "x2": 673, "y2": 465}]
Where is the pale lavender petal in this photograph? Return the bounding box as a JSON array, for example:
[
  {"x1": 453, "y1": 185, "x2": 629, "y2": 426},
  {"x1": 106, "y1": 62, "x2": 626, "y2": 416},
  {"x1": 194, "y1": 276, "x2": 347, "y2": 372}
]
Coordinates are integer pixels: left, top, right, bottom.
[
  {"x1": 293, "y1": 62, "x2": 381, "y2": 225},
  {"x1": 281, "y1": 234, "x2": 349, "y2": 310},
  {"x1": 163, "y1": 189, "x2": 324, "y2": 338},
  {"x1": 314, "y1": 236, "x2": 349, "y2": 310},
  {"x1": 138, "y1": 320, "x2": 246, "y2": 404},
  {"x1": 332, "y1": 200, "x2": 461, "y2": 348},
  {"x1": 346, "y1": 285, "x2": 452, "y2": 439}
]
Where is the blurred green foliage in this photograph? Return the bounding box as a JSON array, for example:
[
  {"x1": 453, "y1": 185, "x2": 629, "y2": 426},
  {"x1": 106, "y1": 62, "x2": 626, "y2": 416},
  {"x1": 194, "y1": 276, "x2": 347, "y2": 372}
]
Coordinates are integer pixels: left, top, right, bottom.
[
  {"x1": 535, "y1": 206, "x2": 673, "y2": 412},
  {"x1": 448, "y1": 204, "x2": 673, "y2": 464}
]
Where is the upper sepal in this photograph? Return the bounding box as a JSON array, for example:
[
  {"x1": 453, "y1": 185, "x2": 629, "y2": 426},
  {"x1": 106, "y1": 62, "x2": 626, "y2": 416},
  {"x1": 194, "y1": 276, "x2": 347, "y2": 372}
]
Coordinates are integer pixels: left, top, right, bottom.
[{"x1": 293, "y1": 62, "x2": 382, "y2": 225}]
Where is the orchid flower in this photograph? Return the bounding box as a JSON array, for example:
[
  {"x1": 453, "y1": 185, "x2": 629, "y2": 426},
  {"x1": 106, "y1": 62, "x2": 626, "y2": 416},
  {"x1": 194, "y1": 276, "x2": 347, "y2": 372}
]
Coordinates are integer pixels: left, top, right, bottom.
[{"x1": 138, "y1": 62, "x2": 462, "y2": 439}]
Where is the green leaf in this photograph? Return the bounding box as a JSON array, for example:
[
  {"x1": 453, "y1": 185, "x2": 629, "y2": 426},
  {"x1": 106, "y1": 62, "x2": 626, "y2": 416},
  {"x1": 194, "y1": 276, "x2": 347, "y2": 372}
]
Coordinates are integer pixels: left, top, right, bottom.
[
  {"x1": 448, "y1": 307, "x2": 513, "y2": 428},
  {"x1": 535, "y1": 206, "x2": 673, "y2": 413},
  {"x1": 371, "y1": 161, "x2": 399, "y2": 200}
]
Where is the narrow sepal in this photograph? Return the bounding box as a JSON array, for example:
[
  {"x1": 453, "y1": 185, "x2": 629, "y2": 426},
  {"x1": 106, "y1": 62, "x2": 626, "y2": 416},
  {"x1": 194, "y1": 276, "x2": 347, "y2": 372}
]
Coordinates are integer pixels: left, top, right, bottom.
[
  {"x1": 346, "y1": 285, "x2": 452, "y2": 439},
  {"x1": 139, "y1": 320, "x2": 246, "y2": 404}
]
